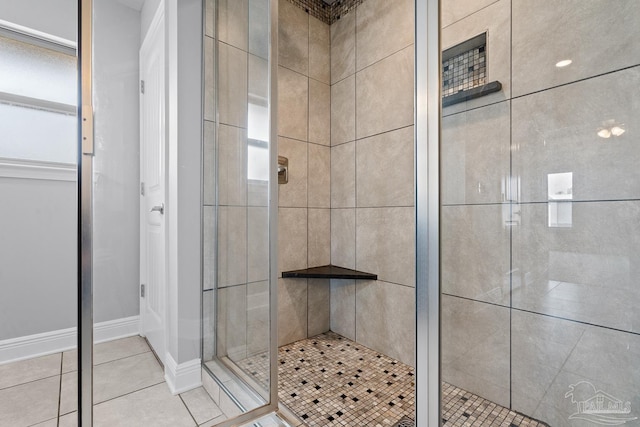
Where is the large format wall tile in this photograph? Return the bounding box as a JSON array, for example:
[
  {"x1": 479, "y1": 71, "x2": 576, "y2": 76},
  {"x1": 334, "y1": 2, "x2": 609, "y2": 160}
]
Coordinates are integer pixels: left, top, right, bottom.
[
  {"x1": 308, "y1": 279, "x2": 330, "y2": 336},
  {"x1": 277, "y1": 66, "x2": 308, "y2": 141},
  {"x1": 309, "y1": 16, "x2": 330, "y2": 84},
  {"x1": 330, "y1": 279, "x2": 356, "y2": 340},
  {"x1": 278, "y1": 278, "x2": 308, "y2": 346},
  {"x1": 278, "y1": 0, "x2": 309, "y2": 75},
  {"x1": 356, "y1": 280, "x2": 415, "y2": 366},
  {"x1": 355, "y1": 0, "x2": 414, "y2": 71},
  {"x1": 511, "y1": 311, "x2": 585, "y2": 416},
  {"x1": 308, "y1": 208, "x2": 330, "y2": 267},
  {"x1": 218, "y1": 206, "x2": 247, "y2": 288},
  {"x1": 249, "y1": 0, "x2": 269, "y2": 59},
  {"x1": 308, "y1": 143, "x2": 330, "y2": 208},
  {"x1": 330, "y1": 11, "x2": 355, "y2": 84},
  {"x1": 441, "y1": 0, "x2": 499, "y2": 28},
  {"x1": 204, "y1": 36, "x2": 215, "y2": 122},
  {"x1": 512, "y1": 201, "x2": 640, "y2": 333},
  {"x1": 218, "y1": 0, "x2": 248, "y2": 51},
  {"x1": 331, "y1": 208, "x2": 355, "y2": 269},
  {"x1": 356, "y1": 126, "x2": 414, "y2": 207},
  {"x1": 203, "y1": 120, "x2": 215, "y2": 206},
  {"x1": 330, "y1": 75, "x2": 356, "y2": 146},
  {"x1": 278, "y1": 137, "x2": 308, "y2": 207},
  {"x1": 529, "y1": 325, "x2": 640, "y2": 427},
  {"x1": 205, "y1": 0, "x2": 214, "y2": 38},
  {"x1": 512, "y1": 0, "x2": 640, "y2": 97},
  {"x1": 247, "y1": 280, "x2": 269, "y2": 357},
  {"x1": 512, "y1": 67, "x2": 640, "y2": 203},
  {"x1": 203, "y1": 206, "x2": 215, "y2": 291},
  {"x1": 278, "y1": 207, "x2": 307, "y2": 275},
  {"x1": 218, "y1": 124, "x2": 247, "y2": 206},
  {"x1": 248, "y1": 206, "x2": 269, "y2": 283},
  {"x1": 356, "y1": 207, "x2": 415, "y2": 287},
  {"x1": 442, "y1": 0, "x2": 510, "y2": 116},
  {"x1": 356, "y1": 45, "x2": 414, "y2": 139},
  {"x1": 218, "y1": 42, "x2": 248, "y2": 128},
  {"x1": 442, "y1": 102, "x2": 510, "y2": 205},
  {"x1": 441, "y1": 295, "x2": 510, "y2": 408},
  {"x1": 217, "y1": 285, "x2": 247, "y2": 361},
  {"x1": 330, "y1": 141, "x2": 355, "y2": 208},
  {"x1": 309, "y1": 80, "x2": 330, "y2": 146},
  {"x1": 441, "y1": 204, "x2": 510, "y2": 306}
]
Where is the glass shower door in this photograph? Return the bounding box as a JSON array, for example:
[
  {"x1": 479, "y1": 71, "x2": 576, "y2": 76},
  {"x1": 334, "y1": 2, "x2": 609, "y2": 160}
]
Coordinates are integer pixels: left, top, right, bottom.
[{"x1": 440, "y1": 1, "x2": 640, "y2": 426}]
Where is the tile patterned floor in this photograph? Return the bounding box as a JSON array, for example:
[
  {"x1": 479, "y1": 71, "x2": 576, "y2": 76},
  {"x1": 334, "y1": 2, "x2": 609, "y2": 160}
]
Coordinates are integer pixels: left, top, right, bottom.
[
  {"x1": 236, "y1": 332, "x2": 548, "y2": 427},
  {"x1": 0, "y1": 336, "x2": 225, "y2": 427}
]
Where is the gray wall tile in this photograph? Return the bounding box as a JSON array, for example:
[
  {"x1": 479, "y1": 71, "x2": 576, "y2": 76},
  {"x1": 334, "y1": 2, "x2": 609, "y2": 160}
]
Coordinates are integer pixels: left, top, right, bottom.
[
  {"x1": 217, "y1": 285, "x2": 247, "y2": 361},
  {"x1": 309, "y1": 79, "x2": 331, "y2": 146},
  {"x1": 308, "y1": 208, "x2": 330, "y2": 267},
  {"x1": 441, "y1": 295, "x2": 510, "y2": 407},
  {"x1": 330, "y1": 11, "x2": 355, "y2": 84},
  {"x1": 218, "y1": 42, "x2": 248, "y2": 128},
  {"x1": 278, "y1": 137, "x2": 308, "y2": 207},
  {"x1": 441, "y1": 0, "x2": 499, "y2": 28},
  {"x1": 512, "y1": 0, "x2": 640, "y2": 97},
  {"x1": 330, "y1": 75, "x2": 356, "y2": 146},
  {"x1": 355, "y1": 0, "x2": 414, "y2": 71},
  {"x1": 278, "y1": 66, "x2": 308, "y2": 141},
  {"x1": 248, "y1": 207, "x2": 269, "y2": 283},
  {"x1": 513, "y1": 201, "x2": 640, "y2": 333},
  {"x1": 218, "y1": 0, "x2": 248, "y2": 50},
  {"x1": 247, "y1": 281, "x2": 270, "y2": 357},
  {"x1": 441, "y1": 204, "x2": 510, "y2": 306},
  {"x1": 218, "y1": 206, "x2": 247, "y2": 288},
  {"x1": 278, "y1": 207, "x2": 308, "y2": 275},
  {"x1": 356, "y1": 207, "x2": 415, "y2": 287},
  {"x1": 204, "y1": 36, "x2": 215, "y2": 122},
  {"x1": 356, "y1": 126, "x2": 414, "y2": 207},
  {"x1": 331, "y1": 208, "x2": 356, "y2": 269},
  {"x1": 278, "y1": 278, "x2": 308, "y2": 346},
  {"x1": 203, "y1": 206, "x2": 216, "y2": 291},
  {"x1": 356, "y1": 45, "x2": 414, "y2": 139},
  {"x1": 330, "y1": 141, "x2": 355, "y2": 208},
  {"x1": 203, "y1": 121, "x2": 215, "y2": 206},
  {"x1": 307, "y1": 279, "x2": 331, "y2": 336},
  {"x1": 249, "y1": 0, "x2": 270, "y2": 59},
  {"x1": 330, "y1": 279, "x2": 356, "y2": 340},
  {"x1": 309, "y1": 16, "x2": 330, "y2": 84},
  {"x1": 355, "y1": 280, "x2": 415, "y2": 366},
  {"x1": 512, "y1": 68, "x2": 640, "y2": 203},
  {"x1": 279, "y1": 0, "x2": 309, "y2": 75},
  {"x1": 308, "y1": 143, "x2": 330, "y2": 208},
  {"x1": 218, "y1": 124, "x2": 247, "y2": 206},
  {"x1": 442, "y1": 102, "x2": 510, "y2": 205},
  {"x1": 205, "y1": 0, "x2": 215, "y2": 38}
]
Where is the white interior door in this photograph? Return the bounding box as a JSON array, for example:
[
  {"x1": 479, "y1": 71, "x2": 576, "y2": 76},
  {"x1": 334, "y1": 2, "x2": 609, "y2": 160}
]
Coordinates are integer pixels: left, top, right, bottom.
[{"x1": 139, "y1": 7, "x2": 166, "y2": 365}]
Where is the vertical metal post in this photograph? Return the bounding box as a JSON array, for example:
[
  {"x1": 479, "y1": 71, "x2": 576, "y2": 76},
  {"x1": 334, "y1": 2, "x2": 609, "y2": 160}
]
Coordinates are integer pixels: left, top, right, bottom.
[
  {"x1": 268, "y1": 0, "x2": 279, "y2": 411},
  {"x1": 415, "y1": 0, "x2": 441, "y2": 426},
  {"x1": 78, "y1": 0, "x2": 94, "y2": 425}
]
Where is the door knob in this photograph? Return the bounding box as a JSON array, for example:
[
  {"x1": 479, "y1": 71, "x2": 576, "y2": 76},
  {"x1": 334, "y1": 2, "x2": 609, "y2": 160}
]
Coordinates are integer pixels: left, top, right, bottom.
[{"x1": 150, "y1": 203, "x2": 164, "y2": 214}]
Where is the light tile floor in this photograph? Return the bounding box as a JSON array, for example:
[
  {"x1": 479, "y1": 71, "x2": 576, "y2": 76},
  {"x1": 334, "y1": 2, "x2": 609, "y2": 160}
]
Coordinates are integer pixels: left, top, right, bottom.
[{"x1": 0, "y1": 336, "x2": 226, "y2": 427}]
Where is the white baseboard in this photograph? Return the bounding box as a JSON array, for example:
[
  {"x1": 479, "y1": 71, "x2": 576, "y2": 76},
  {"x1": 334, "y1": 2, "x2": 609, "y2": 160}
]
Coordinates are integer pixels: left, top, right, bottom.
[
  {"x1": 164, "y1": 353, "x2": 202, "y2": 395},
  {"x1": 0, "y1": 315, "x2": 140, "y2": 365}
]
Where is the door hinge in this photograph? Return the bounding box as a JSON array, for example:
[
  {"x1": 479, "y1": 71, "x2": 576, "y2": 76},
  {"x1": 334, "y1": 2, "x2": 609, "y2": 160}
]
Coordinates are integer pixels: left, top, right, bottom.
[
  {"x1": 140, "y1": 80, "x2": 145, "y2": 94},
  {"x1": 140, "y1": 182, "x2": 145, "y2": 196},
  {"x1": 141, "y1": 284, "x2": 145, "y2": 298}
]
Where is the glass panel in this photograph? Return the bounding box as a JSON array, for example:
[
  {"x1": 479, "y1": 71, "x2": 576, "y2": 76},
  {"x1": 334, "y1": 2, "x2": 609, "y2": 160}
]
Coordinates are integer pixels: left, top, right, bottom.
[
  {"x1": 0, "y1": 35, "x2": 76, "y2": 105},
  {"x1": 440, "y1": 1, "x2": 640, "y2": 426},
  {"x1": 0, "y1": 104, "x2": 76, "y2": 163}
]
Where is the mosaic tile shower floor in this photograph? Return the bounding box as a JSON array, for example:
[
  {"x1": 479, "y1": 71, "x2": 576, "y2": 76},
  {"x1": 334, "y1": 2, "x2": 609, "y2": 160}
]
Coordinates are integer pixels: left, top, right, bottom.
[{"x1": 237, "y1": 332, "x2": 547, "y2": 426}]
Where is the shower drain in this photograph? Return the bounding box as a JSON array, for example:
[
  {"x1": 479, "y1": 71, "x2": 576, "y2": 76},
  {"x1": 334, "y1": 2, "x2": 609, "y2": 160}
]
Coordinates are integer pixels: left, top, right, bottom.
[{"x1": 392, "y1": 416, "x2": 415, "y2": 427}]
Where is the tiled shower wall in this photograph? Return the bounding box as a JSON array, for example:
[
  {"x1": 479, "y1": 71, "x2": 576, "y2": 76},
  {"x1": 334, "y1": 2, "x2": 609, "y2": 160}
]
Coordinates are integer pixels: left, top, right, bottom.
[
  {"x1": 277, "y1": 0, "x2": 417, "y2": 367},
  {"x1": 277, "y1": 0, "x2": 333, "y2": 346},
  {"x1": 329, "y1": 0, "x2": 415, "y2": 367},
  {"x1": 441, "y1": 0, "x2": 640, "y2": 424}
]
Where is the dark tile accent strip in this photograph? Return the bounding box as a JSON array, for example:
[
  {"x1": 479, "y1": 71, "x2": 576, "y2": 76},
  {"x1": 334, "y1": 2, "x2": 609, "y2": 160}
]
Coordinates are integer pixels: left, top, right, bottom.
[{"x1": 284, "y1": 0, "x2": 364, "y2": 25}]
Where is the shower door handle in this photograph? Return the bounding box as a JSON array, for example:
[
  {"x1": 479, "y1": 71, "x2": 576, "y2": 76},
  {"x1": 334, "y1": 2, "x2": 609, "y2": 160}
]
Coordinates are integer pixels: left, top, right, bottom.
[{"x1": 150, "y1": 203, "x2": 164, "y2": 214}]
